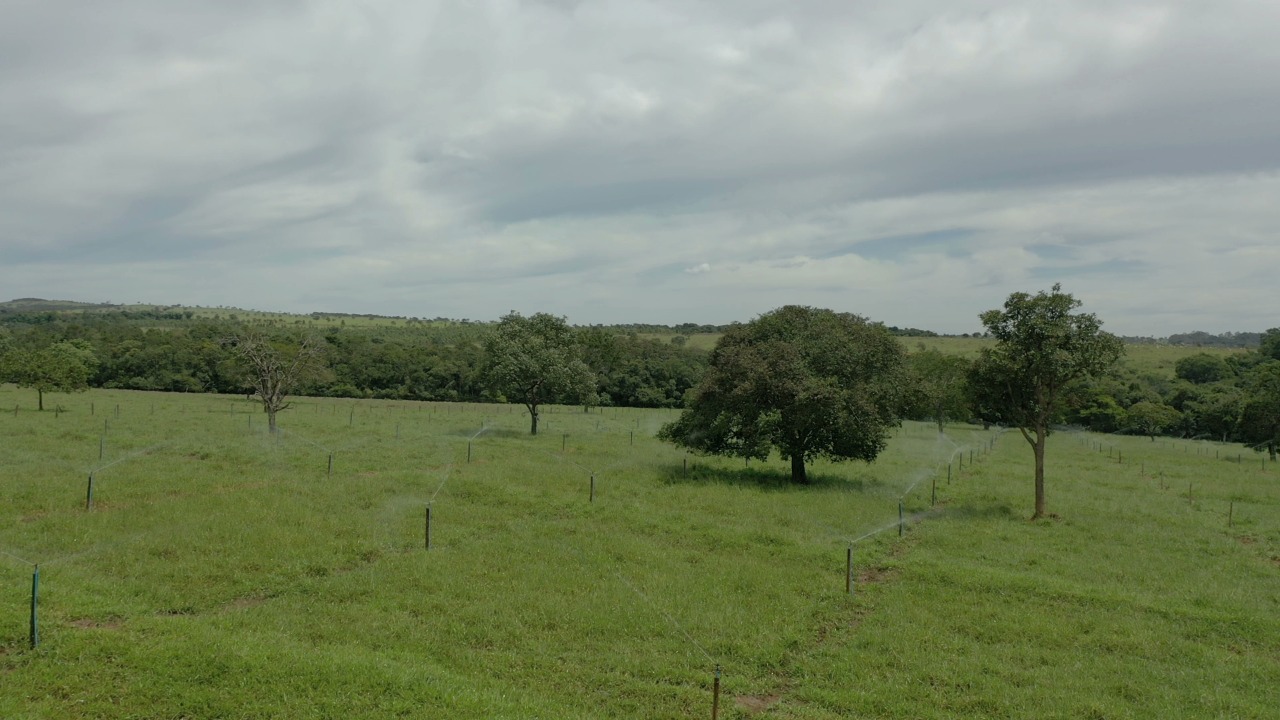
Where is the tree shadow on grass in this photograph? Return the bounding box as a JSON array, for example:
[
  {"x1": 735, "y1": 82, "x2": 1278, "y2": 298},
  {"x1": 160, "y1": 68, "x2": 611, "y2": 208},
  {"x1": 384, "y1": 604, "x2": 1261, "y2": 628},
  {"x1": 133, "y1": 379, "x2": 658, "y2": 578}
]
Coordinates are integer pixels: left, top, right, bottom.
[
  {"x1": 936, "y1": 503, "x2": 1017, "y2": 521},
  {"x1": 658, "y1": 462, "x2": 888, "y2": 494}
]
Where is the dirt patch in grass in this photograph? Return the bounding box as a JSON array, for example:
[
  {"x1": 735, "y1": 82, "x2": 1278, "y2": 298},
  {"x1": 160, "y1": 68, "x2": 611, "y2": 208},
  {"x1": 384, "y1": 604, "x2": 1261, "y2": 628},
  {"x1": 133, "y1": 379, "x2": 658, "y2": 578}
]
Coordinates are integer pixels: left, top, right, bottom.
[
  {"x1": 735, "y1": 694, "x2": 781, "y2": 714},
  {"x1": 225, "y1": 595, "x2": 269, "y2": 612}
]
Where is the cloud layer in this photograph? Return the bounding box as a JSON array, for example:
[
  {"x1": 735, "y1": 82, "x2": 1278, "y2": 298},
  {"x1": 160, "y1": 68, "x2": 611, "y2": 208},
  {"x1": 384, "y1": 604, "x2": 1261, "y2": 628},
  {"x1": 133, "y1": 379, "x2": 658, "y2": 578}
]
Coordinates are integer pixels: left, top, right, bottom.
[{"x1": 2, "y1": 1, "x2": 1278, "y2": 334}]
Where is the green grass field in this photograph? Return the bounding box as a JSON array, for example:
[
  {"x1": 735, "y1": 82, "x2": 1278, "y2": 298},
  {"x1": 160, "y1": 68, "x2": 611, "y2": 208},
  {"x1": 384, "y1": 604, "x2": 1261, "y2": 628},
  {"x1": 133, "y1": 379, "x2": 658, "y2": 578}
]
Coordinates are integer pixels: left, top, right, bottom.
[{"x1": 2, "y1": 387, "x2": 1276, "y2": 718}]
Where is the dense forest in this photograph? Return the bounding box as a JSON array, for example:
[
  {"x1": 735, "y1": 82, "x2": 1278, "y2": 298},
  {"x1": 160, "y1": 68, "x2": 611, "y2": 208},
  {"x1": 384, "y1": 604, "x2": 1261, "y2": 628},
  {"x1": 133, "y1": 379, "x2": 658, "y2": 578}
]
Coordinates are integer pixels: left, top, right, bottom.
[{"x1": 0, "y1": 300, "x2": 1276, "y2": 454}]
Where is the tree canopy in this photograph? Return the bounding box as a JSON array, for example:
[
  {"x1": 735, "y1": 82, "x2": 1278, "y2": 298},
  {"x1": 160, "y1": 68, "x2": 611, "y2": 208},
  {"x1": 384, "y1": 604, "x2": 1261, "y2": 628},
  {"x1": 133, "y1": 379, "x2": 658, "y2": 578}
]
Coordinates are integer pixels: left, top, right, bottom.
[
  {"x1": 4, "y1": 340, "x2": 98, "y2": 410},
  {"x1": 481, "y1": 312, "x2": 595, "y2": 435},
  {"x1": 658, "y1": 305, "x2": 905, "y2": 484},
  {"x1": 1239, "y1": 361, "x2": 1280, "y2": 460},
  {"x1": 969, "y1": 285, "x2": 1123, "y2": 518},
  {"x1": 904, "y1": 348, "x2": 972, "y2": 433}
]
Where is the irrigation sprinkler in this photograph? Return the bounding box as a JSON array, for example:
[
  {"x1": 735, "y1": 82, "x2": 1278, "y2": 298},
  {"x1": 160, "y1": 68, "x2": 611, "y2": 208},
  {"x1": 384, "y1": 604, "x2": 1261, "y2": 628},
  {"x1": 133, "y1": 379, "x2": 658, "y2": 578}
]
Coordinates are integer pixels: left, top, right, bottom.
[
  {"x1": 425, "y1": 504, "x2": 432, "y2": 550},
  {"x1": 327, "y1": 453, "x2": 334, "y2": 478},
  {"x1": 947, "y1": 464, "x2": 951, "y2": 484},
  {"x1": 898, "y1": 501, "x2": 904, "y2": 537},
  {"x1": 396, "y1": 422, "x2": 400, "y2": 439},
  {"x1": 562, "y1": 433, "x2": 567, "y2": 452},
  {"x1": 846, "y1": 546, "x2": 853, "y2": 595},
  {"x1": 85, "y1": 473, "x2": 95, "y2": 510},
  {"x1": 349, "y1": 408, "x2": 354, "y2": 427},
  {"x1": 114, "y1": 404, "x2": 119, "y2": 418},
  {"x1": 931, "y1": 474, "x2": 937, "y2": 506},
  {"x1": 30, "y1": 565, "x2": 39, "y2": 649},
  {"x1": 1228, "y1": 501, "x2": 1234, "y2": 528},
  {"x1": 590, "y1": 474, "x2": 596, "y2": 503},
  {"x1": 630, "y1": 430, "x2": 634, "y2": 446},
  {"x1": 99, "y1": 435, "x2": 104, "y2": 460},
  {"x1": 91, "y1": 402, "x2": 94, "y2": 416},
  {"x1": 711, "y1": 665, "x2": 722, "y2": 720},
  {"x1": 467, "y1": 442, "x2": 472, "y2": 463}
]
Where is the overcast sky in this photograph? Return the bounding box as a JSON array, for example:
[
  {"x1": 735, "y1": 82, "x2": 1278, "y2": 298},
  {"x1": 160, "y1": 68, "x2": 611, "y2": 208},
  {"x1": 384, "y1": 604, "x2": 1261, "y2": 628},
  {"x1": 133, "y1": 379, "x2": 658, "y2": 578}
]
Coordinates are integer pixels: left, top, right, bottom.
[{"x1": 2, "y1": 1, "x2": 1277, "y2": 335}]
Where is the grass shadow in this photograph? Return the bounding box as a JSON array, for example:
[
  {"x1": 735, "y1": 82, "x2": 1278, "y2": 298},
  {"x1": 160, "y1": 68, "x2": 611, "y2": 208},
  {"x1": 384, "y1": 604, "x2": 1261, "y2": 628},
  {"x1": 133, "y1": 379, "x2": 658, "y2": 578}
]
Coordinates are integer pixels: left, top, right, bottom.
[
  {"x1": 937, "y1": 503, "x2": 1018, "y2": 521},
  {"x1": 658, "y1": 462, "x2": 887, "y2": 493}
]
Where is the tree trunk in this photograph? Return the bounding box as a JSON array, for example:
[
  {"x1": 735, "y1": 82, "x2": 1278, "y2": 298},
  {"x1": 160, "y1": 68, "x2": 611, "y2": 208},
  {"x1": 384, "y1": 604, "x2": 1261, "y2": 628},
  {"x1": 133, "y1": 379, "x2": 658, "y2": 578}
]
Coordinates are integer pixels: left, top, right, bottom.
[
  {"x1": 529, "y1": 405, "x2": 539, "y2": 435},
  {"x1": 37, "y1": 389, "x2": 43, "y2": 412},
  {"x1": 1032, "y1": 426, "x2": 1047, "y2": 519},
  {"x1": 790, "y1": 454, "x2": 808, "y2": 484},
  {"x1": 268, "y1": 409, "x2": 278, "y2": 434}
]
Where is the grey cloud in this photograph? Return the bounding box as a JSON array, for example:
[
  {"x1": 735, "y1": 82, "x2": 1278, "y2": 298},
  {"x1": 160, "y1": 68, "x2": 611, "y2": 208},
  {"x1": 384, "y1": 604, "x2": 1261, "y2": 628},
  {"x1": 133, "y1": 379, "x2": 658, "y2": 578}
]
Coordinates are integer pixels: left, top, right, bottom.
[{"x1": 1, "y1": 1, "x2": 1278, "y2": 335}]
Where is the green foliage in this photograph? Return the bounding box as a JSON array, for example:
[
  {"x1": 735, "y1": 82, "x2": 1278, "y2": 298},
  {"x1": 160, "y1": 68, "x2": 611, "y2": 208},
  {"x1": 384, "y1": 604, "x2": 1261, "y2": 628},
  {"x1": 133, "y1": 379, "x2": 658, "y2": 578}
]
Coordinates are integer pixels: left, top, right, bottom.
[
  {"x1": 659, "y1": 306, "x2": 905, "y2": 484},
  {"x1": 1125, "y1": 400, "x2": 1182, "y2": 439},
  {"x1": 1260, "y1": 328, "x2": 1280, "y2": 361},
  {"x1": 904, "y1": 348, "x2": 971, "y2": 432},
  {"x1": 482, "y1": 312, "x2": 595, "y2": 434},
  {"x1": 970, "y1": 285, "x2": 1124, "y2": 517},
  {"x1": 1174, "y1": 352, "x2": 1232, "y2": 384},
  {"x1": 1239, "y1": 360, "x2": 1280, "y2": 459},
  {"x1": 6, "y1": 340, "x2": 98, "y2": 410}
]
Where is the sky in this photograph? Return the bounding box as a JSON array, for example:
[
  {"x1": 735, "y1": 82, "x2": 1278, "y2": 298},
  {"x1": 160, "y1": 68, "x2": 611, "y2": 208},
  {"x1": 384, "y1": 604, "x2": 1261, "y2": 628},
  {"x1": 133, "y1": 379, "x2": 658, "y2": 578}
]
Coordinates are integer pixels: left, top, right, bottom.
[{"x1": 2, "y1": 1, "x2": 1278, "y2": 336}]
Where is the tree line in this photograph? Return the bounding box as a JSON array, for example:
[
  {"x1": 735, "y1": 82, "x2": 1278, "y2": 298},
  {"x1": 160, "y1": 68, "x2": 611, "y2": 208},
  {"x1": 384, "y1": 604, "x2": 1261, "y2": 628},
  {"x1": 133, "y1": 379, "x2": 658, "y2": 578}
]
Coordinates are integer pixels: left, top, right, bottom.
[
  {"x1": 2, "y1": 291, "x2": 1276, "y2": 517},
  {"x1": 0, "y1": 311, "x2": 707, "y2": 410}
]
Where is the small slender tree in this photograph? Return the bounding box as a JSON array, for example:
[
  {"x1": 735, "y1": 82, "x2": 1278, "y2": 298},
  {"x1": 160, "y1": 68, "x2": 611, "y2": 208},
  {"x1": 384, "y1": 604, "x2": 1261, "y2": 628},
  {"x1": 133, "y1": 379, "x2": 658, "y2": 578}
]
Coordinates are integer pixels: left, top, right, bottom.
[
  {"x1": 229, "y1": 331, "x2": 327, "y2": 433},
  {"x1": 969, "y1": 285, "x2": 1123, "y2": 518},
  {"x1": 482, "y1": 312, "x2": 595, "y2": 435}
]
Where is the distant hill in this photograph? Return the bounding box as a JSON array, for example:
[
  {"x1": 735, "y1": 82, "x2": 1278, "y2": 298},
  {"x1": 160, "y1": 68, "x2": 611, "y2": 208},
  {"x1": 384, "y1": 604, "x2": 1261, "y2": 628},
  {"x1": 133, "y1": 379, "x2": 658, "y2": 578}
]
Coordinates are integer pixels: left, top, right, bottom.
[
  {"x1": 0, "y1": 298, "x2": 1265, "y2": 344},
  {"x1": 0, "y1": 298, "x2": 122, "y2": 313}
]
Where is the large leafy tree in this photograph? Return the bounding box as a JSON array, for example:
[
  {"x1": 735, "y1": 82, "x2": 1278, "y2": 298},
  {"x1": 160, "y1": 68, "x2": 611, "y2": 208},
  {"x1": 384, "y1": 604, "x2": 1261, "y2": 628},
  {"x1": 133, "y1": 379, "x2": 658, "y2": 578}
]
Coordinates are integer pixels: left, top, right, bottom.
[
  {"x1": 1125, "y1": 400, "x2": 1181, "y2": 440},
  {"x1": 969, "y1": 285, "x2": 1123, "y2": 518},
  {"x1": 1239, "y1": 361, "x2": 1280, "y2": 460},
  {"x1": 658, "y1": 305, "x2": 905, "y2": 484},
  {"x1": 4, "y1": 340, "x2": 98, "y2": 410},
  {"x1": 482, "y1": 312, "x2": 595, "y2": 435}
]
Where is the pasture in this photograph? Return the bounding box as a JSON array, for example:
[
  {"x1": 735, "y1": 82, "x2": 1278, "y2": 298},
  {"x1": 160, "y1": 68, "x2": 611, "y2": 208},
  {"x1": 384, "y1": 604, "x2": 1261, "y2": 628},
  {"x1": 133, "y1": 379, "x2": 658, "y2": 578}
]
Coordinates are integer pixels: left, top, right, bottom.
[{"x1": 1, "y1": 387, "x2": 1276, "y2": 718}]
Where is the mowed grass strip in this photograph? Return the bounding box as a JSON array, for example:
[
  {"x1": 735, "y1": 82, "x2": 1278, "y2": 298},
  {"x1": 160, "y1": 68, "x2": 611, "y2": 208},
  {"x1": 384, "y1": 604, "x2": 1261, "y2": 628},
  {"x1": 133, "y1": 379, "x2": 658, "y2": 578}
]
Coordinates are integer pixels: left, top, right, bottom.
[{"x1": 2, "y1": 386, "x2": 1275, "y2": 718}]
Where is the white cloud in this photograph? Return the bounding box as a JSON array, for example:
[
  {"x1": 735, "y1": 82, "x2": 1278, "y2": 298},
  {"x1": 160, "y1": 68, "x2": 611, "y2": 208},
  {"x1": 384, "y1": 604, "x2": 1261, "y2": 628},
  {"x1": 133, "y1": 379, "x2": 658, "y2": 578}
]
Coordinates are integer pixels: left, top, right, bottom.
[{"x1": 1, "y1": 1, "x2": 1278, "y2": 335}]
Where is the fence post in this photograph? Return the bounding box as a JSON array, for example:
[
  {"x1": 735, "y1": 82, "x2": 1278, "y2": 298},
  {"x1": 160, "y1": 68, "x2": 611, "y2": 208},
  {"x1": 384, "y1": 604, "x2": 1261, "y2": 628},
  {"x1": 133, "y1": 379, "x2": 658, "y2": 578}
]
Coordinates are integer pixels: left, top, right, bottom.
[
  {"x1": 846, "y1": 546, "x2": 853, "y2": 595},
  {"x1": 30, "y1": 565, "x2": 39, "y2": 649},
  {"x1": 712, "y1": 665, "x2": 721, "y2": 720}
]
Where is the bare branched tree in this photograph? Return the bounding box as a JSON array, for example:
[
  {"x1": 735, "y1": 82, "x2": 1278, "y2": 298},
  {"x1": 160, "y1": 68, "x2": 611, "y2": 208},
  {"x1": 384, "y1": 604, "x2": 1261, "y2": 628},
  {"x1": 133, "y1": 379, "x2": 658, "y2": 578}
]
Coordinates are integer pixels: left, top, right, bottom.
[{"x1": 228, "y1": 331, "x2": 328, "y2": 433}]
